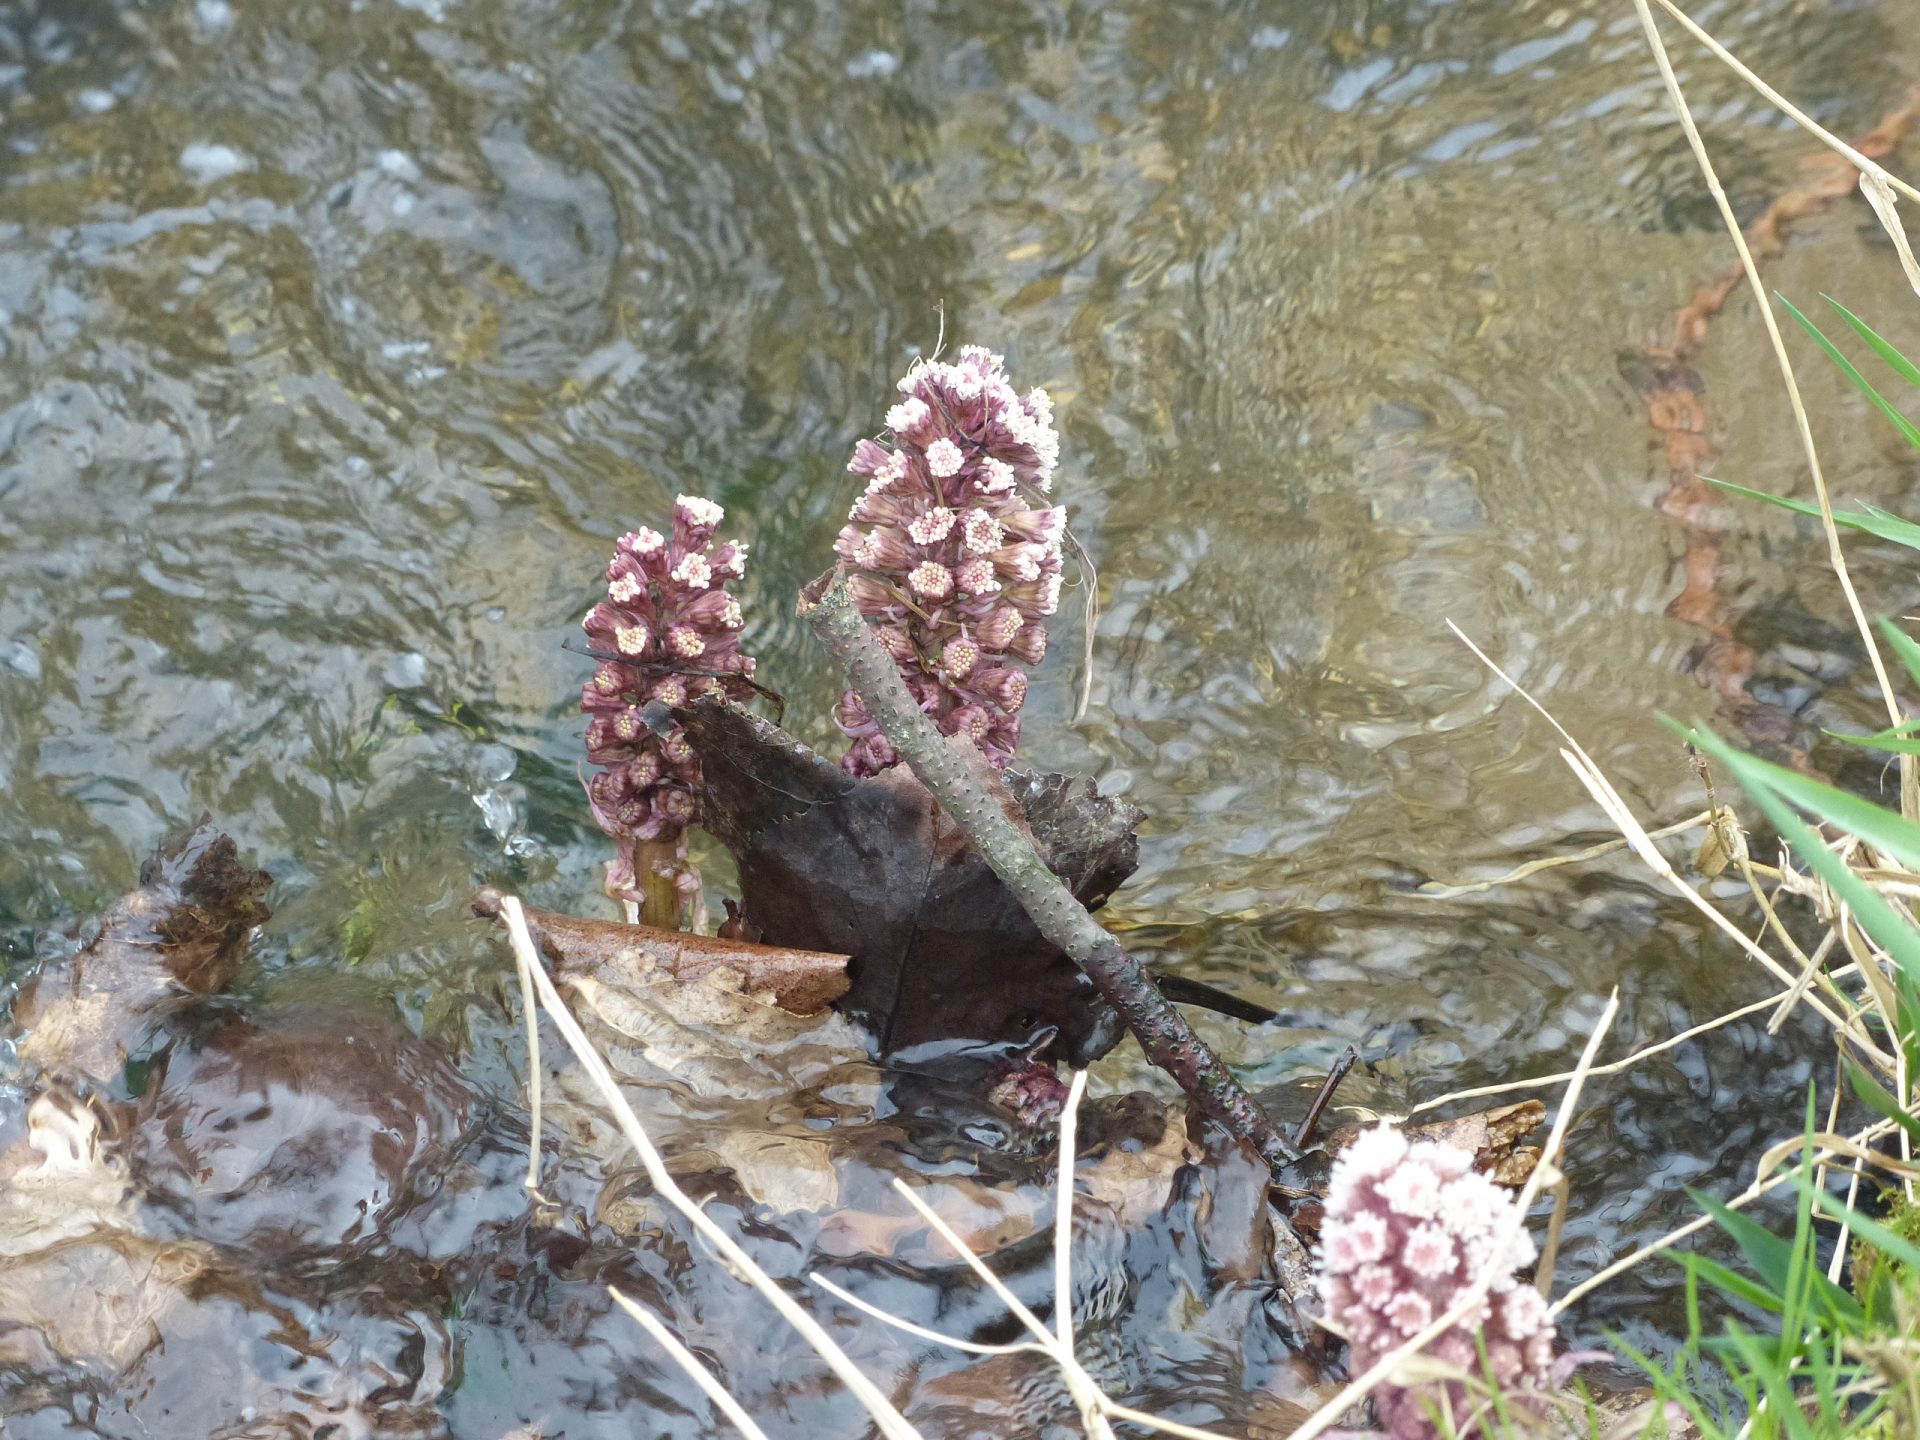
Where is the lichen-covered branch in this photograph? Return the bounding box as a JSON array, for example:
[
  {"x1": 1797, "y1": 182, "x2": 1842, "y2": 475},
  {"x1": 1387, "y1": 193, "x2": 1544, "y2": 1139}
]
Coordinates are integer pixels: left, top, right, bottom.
[{"x1": 803, "y1": 572, "x2": 1299, "y2": 1175}]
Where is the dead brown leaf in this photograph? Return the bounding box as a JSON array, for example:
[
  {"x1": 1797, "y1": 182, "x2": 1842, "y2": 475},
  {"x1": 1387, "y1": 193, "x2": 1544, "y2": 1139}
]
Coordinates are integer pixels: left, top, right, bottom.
[
  {"x1": 1325, "y1": 1100, "x2": 1547, "y2": 1189},
  {"x1": 473, "y1": 888, "x2": 850, "y2": 1015},
  {"x1": 678, "y1": 697, "x2": 1139, "y2": 1061}
]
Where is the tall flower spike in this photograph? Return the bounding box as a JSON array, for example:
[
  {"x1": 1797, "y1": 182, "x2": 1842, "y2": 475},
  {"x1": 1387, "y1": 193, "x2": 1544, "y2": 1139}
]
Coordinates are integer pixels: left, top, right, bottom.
[
  {"x1": 1316, "y1": 1124, "x2": 1574, "y2": 1438},
  {"x1": 834, "y1": 346, "x2": 1066, "y2": 775},
  {"x1": 581, "y1": 495, "x2": 758, "y2": 927}
]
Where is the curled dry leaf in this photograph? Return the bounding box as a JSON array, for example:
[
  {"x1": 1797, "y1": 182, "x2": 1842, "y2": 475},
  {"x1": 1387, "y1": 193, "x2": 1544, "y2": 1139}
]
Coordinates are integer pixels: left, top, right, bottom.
[
  {"x1": 473, "y1": 887, "x2": 851, "y2": 1016},
  {"x1": 676, "y1": 696, "x2": 1141, "y2": 1062}
]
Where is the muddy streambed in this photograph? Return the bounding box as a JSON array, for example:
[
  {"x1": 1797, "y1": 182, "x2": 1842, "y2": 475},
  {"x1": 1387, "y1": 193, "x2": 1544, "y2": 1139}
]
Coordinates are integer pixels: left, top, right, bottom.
[{"x1": 5, "y1": 1, "x2": 1920, "y2": 1436}]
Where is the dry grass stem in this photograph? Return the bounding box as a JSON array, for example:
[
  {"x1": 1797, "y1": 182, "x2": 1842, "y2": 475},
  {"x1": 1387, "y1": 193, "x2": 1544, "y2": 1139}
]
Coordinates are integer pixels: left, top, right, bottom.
[
  {"x1": 1414, "y1": 811, "x2": 1712, "y2": 900},
  {"x1": 497, "y1": 894, "x2": 927, "y2": 1440},
  {"x1": 1647, "y1": 0, "x2": 1920, "y2": 205},
  {"x1": 515, "y1": 934, "x2": 545, "y2": 1194},
  {"x1": 884, "y1": 1133, "x2": 1236, "y2": 1440},
  {"x1": 1409, "y1": 985, "x2": 1800, "y2": 1115},
  {"x1": 806, "y1": 1274, "x2": 1043, "y2": 1359},
  {"x1": 1858, "y1": 172, "x2": 1920, "y2": 300},
  {"x1": 1631, "y1": 0, "x2": 1913, "y2": 819},
  {"x1": 1063, "y1": 526, "x2": 1100, "y2": 724},
  {"x1": 1447, "y1": 620, "x2": 1884, "y2": 1057},
  {"x1": 1054, "y1": 1067, "x2": 1088, "y2": 1355},
  {"x1": 608, "y1": 1287, "x2": 775, "y2": 1440},
  {"x1": 1549, "y1": 1118, "x2": 1900, "y2": 1317},
  {"x1": 1765, "y1": 927, "x2": 1839, "y2": 1036},
  {"x1": 1284, "y1": 990, "x2": 1621, "y2": 1440}
]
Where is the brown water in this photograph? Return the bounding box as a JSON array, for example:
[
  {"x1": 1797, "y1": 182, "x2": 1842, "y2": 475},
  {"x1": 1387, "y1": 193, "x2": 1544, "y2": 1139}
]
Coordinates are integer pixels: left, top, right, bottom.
[{"x1": 5, "y1": 0, "x2": 1920, "y2": 1434}]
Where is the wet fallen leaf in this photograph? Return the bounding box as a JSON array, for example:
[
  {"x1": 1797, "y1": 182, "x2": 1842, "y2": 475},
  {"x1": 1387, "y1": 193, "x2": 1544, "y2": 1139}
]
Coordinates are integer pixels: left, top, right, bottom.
[
  {"x1": 474, "y1": 887, "x2": 850, "y2": 1016},
  {"x1": 678, "y1": 697, "x2": 1141, "y2": 1062},
  {"x1": 12, "y1": 821, "x2": 271, "y2": 1083}
]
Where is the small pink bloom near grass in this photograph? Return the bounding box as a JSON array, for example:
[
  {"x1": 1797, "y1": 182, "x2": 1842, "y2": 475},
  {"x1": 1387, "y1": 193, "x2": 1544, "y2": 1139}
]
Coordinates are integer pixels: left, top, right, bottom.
[{"x1": 1318, "y1": 1123, "x2": 1575, "y2": 1438}]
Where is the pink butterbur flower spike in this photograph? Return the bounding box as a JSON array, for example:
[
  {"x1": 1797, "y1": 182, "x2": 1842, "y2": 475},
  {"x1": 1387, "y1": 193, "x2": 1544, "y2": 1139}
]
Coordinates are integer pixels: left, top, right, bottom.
[
  {"x1": 832, "y1": 345, "x2": 1067, "y2": 776},
  {"x1": 1317, "y1": 1123, "x2": 1585, "y2": 1438},
  {"x1": 580, "y1": 495, "x2": 758, "y2": 928}
]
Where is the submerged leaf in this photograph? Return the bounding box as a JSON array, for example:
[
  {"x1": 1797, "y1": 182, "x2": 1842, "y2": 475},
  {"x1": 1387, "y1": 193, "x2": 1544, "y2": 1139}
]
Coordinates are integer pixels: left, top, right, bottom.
[
  {"x1": 12, "y1": 820, "x2": 273, "y2": 1083},
  {"x1": 678, "y1": 697, "x2": 1139, "y2": 1063}
]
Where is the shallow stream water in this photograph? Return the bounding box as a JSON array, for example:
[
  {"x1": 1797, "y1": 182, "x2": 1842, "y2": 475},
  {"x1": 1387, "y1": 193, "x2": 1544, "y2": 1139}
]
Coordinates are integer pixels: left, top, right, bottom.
[{"x1": 6, "y1": 1, "x2": 1920, "y2": 1435}]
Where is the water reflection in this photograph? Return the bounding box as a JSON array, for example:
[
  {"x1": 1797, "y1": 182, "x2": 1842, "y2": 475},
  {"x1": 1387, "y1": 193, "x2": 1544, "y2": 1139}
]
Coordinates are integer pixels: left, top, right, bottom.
[{"x1": 4, "y1": 0, "x2": 1920, "y2": 1432}]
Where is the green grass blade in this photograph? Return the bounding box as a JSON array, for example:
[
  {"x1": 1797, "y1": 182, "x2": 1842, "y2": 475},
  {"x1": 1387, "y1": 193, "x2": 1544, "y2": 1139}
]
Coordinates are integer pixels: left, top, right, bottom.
[
  {"x1": 1824, "y1": 295, "x2": 1920, "y2": 390},
  {"x1": 1824, "y1": 727, "x2": 1920, "y2": 755},
  {"x1": 1704, "y1": 478, "x2": 1920, "y2": 551},
  {"x1": 1779, "y1": 293, "x2": 1920, "y2": 455},
  {"x1": 1879, "y1": 616, "x2": 1920, "y2": 694},
  {"x1": 1847, "y1": 1059, "x2": 1920, "y2": 1147},
  {"x1": 1797, "y1": 1174, "x2": 1920, "y2": 1274},
  {"x1": 1684, "y1": 1184, "x2": 1794, "y2": 1297},
  {"x1": 1682, "y1": 727, "x2": 1920, "y2": 870},
  {"x1": 1720, "y1": 1325, "x2": 1817, "y2": 1440},
  {"x1": 1678, "y1": 723, "x2": 1920, "y2": 986},
  {"x1": 1675, "y1": 1253, "x2": 1784, "y2": 1314}
]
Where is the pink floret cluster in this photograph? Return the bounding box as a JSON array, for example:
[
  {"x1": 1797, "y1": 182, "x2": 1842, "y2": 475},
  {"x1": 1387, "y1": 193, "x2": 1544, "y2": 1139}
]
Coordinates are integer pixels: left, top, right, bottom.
[
  {"x1": 832, "y1": 345, "x2": 1067, "y2": 776},
  {"x1": 1317, "y1": 1124, "x2": 1560, "y2": 1438},
  {"x1": 579, "y1": 496, "x2": 757, "y2": 883}
]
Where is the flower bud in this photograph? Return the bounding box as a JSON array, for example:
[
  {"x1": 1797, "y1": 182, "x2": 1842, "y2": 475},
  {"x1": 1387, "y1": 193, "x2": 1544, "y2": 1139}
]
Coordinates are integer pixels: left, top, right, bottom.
[
  {"x1": 940, "y1": 637, "x2": 981, "y2": 681},
  {"x1": 855, "y1": 525, "x2": 914, "y2": 572},
  {"x1": 1007, "y1": 623, "x2": 1048, "y2": 665},
  {"x1": 907, "y1": 561, "x2": 955, "y2": 601},
  {"x1": 848, "y1": 437, "x2": 893, "y2": 477},
  {"x1": 969, "y1": 667, "x2": 1028, "y2": 713}
]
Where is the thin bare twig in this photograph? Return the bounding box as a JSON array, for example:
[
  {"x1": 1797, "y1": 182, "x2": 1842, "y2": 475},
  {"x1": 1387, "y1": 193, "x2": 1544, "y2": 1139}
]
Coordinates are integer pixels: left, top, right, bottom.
[{"x1": 804, "y1": 572, "x2": 1303, "y2": 1179}]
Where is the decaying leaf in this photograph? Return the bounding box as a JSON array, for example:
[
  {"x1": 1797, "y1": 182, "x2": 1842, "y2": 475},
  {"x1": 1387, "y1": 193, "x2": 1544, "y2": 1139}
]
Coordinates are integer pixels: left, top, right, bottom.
[
  {"x1": 677, "y1": 697, "x2": 1142, "y2": 1062},
  {"x1": 1694, "y1": 806, "x2": 1748, "y2": 880},
  {"x1": 12, "y1": 821, "x2": 272, "y2": 1084},
  {"x1": 1327, "y1": 1100, "x2": 1548, "y2": 1189},
  {"x1": 473, "y1": 888, "x2": 851, "y2": 1015}
]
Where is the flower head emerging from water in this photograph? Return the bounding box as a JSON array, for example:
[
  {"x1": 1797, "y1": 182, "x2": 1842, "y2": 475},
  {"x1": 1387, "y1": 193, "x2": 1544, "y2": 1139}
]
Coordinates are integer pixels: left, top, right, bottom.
[
  {"x1": 1317, "y1": 1124, "x2": 1563, "y2": 1438},
  {"x1": 581, "y1": 496, "x2": 757, "y2": 903},
  {"x1": 833, "y1": 345, "x2": 1066, "y2": 775}
]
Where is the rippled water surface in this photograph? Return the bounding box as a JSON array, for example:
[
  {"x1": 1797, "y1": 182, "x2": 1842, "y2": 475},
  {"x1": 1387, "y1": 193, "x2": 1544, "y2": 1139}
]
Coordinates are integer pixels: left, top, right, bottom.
[{"x1": 6, "y1": 0, "x2": 1920, "y2": 1434}]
